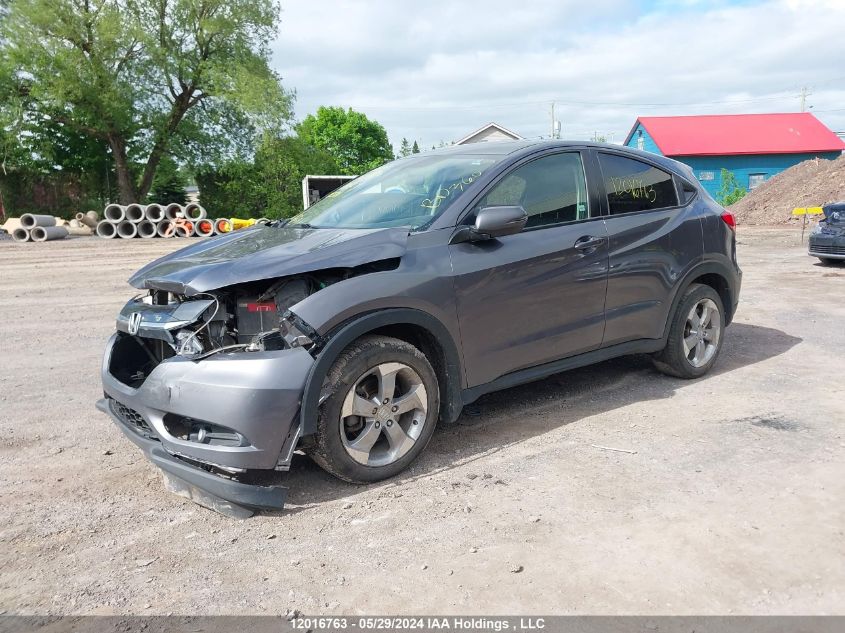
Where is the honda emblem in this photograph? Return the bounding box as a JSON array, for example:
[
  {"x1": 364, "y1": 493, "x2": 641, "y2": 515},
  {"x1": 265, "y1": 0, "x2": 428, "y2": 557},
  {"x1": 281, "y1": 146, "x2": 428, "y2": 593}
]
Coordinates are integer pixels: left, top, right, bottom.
[{"x1": 128, "y1": 311, "x2": 143, "y2": 335}]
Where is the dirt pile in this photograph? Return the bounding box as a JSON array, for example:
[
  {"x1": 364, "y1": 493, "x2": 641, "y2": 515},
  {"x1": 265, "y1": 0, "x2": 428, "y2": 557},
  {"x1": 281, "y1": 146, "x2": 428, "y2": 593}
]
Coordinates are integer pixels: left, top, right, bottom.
[{"x1": 729, "y1": 154, "x2": 845, "y2": 225}]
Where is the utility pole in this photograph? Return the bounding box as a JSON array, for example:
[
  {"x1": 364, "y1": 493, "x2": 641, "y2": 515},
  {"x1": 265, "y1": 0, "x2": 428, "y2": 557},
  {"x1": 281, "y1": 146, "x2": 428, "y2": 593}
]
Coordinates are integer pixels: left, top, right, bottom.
[
  {"x1": 550, "y1": 101, "x2": 556, "y2": 139},
  {"x1": 799, "y1": 86, "x2": 811, "y2": 112}
]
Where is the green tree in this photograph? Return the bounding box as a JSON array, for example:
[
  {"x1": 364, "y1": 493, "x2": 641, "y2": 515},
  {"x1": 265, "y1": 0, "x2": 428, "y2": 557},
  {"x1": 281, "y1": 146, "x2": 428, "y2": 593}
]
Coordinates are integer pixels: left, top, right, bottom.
[
  {"x1": 1, "y1": 0, "x2": 292, "y2": 203},
  {"x1": 253, "y1": 135, "x2": 337, "y2": 218},
  {"x1": 398, "y1": 137, "x2": 411, "y2": 157},
  {"x1": 149, "y1": 156, "x2": 188, "y2": 205},
  {"x1": 197, "y1": 135, "x2": 338, "y2": 219},
  {"x1": 716, "y1": 168, "x2": 746, "y2": 206},
  {"x1": 297, "y1": 106, "x2": 392, "y2": 175},
  {"x1": 412, "y1": 140, "x2": 420, "y2": 154}
]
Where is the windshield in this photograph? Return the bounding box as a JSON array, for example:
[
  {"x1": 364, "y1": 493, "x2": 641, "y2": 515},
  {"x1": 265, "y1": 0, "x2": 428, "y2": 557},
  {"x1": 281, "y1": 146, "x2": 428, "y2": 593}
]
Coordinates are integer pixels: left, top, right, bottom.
[{"x1": 287, "y1": 154, "x2": 502, "y2": 230}]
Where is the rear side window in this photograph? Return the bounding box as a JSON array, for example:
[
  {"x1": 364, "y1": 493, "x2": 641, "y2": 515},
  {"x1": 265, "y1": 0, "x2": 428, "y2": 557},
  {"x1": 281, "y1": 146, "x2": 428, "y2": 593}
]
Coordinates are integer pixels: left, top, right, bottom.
[
  {"x1": 476, "y1": 152, "x2": 590, "y2": 228},
  {"x1": 598, "y1": 153, "x2": 678, "y2": 214}
]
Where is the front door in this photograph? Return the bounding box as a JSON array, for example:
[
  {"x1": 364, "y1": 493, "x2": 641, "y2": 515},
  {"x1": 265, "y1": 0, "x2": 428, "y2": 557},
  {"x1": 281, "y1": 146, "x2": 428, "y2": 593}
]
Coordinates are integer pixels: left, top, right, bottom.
[{"x1": 449, "y1": 151, "x2": 609, "y2": 388}]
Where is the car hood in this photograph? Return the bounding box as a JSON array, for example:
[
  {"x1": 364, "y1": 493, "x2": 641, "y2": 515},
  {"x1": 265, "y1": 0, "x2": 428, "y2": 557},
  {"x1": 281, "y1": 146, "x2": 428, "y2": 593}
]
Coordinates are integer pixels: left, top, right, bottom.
[{"x1": 128, "y1": 225, "x2": 409, "y2": 295}]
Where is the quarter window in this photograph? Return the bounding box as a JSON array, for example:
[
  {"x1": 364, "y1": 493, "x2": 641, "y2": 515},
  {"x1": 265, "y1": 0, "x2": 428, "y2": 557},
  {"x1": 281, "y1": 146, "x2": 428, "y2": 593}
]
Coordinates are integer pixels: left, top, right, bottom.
[
  {"x1": 598, "y1": 153, "x2": 679, "y2": 214},
  {"x1": 476, "y1": 153, "x2": 590, "y2": 228}
]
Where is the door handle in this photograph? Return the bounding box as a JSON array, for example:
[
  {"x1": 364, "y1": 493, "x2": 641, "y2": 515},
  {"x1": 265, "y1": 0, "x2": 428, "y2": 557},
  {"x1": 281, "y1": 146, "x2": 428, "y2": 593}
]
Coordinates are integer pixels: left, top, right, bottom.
[{"x1": 574, "y1": 236, "x2": 606, "y2": 250}]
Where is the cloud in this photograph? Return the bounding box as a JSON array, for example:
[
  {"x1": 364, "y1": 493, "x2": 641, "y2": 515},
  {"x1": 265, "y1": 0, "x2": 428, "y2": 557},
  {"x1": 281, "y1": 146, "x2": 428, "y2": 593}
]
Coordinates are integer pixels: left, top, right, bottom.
[{"x1": 272, "y1": 0, "x2": 845, "y2": 151}]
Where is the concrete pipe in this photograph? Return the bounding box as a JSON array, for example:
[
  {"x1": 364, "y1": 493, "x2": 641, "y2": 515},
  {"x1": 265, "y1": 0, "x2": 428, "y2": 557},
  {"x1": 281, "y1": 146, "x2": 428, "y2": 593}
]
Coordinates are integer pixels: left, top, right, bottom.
[
  {"x1": 195, "y1": 218, "x2": 214, "y2": 237},
  {"x1": 104, "y1": 204, "x2": 126, "y2": 222},
  {"x1": 12, "y1": 228, "x2": 31, "y2": 242},
  {"x1": 214, "y1": 218, "x2": 233, "y2": 234},
  {"x1": 144, "y1": 203, "x2": 165, "y2": 222},
  {"x1": 96, "y1": 221, "x2": 118, "y2": 239},
  {"x1": 125, "y1": 203, "x2": 145, "y2": 223},
  {"x1": 184, "y1": 203, "x2": 207, "y2": 221},
  {"x1": 31, "y1": 226, "x2": 69, "y2": 242},
  {"x1": 20, "y1": 214, "x2": 57, "y2": 229},
  {"x1": 117, "y1": 220, "x2": 138, "y2": 239},
  {"x1": 75, "y1": 211, "x2": 98, "y2": 229},
  {"x1": 70, "y1": 218, "x2": 83, "y2": 228},
  {"x1": 156, "y1": 220, "x2": 175, "y2": 238},
  {"x1": 165, "y1": 203, "x2": 184, "y2": 221},
  {"x1": 174, "y1": 221, "x2": 194, "y2": 238},
  {"x1": 137, "y1": 220, "x2": 158, "y2": 239}
]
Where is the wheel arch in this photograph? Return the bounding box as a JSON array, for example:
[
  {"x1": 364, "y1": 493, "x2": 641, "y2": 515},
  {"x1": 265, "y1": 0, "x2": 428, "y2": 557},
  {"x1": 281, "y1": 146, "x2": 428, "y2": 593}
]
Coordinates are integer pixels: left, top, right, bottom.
[
  {"x1": 662, "y1": 261, "x2": 737, "y2": 341},
  {"x1": 299, "y1": 309, "x2": 464, "y2": 436}
]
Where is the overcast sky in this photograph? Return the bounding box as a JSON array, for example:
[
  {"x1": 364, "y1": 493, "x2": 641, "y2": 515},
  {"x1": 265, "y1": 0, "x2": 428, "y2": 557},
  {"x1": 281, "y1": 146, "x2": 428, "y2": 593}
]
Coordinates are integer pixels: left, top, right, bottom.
[{"x1": 271, "y1": 0, "x2": 845, "y2": 151}]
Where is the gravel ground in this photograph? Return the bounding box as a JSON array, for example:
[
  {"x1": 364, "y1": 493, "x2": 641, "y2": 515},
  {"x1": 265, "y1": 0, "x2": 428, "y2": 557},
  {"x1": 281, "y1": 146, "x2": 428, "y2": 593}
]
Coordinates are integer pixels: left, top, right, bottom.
[{"x1": 0, "y1": 229, "x2": 843, "y2": 615}]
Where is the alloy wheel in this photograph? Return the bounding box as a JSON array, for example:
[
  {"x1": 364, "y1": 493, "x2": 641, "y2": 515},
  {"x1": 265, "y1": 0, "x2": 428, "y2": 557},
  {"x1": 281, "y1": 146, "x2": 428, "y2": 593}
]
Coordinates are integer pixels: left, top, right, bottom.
[
  {"x1": 683, "y1": 298, "x2": 721, "y2": 368},
  {"x1": 340, "y1": 362, "x2": 428, "y2": 467}
]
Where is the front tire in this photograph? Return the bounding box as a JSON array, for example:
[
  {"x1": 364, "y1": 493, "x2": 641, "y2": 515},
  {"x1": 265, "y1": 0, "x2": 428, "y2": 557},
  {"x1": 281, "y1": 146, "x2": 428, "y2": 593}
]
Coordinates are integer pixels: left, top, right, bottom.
[
  {"x1": 653, "y1": 283, "x2": 725, "y2": 379},
  {"x1": 309, "y1": 335, "x2": 440, "y2": 483}
]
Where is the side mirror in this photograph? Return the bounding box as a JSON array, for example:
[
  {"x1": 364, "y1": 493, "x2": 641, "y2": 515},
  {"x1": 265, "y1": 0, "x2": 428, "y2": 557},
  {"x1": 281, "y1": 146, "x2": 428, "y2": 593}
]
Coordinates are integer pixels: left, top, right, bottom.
[
  {"x1": 447, "y1": 206, "x2": 526, "y2": 244},
  {"x1": 449, "y1": 206, "x2": 528, "y2": 245},
  {"x1": 474, "y1": 206, "x2": 528, "y2": 238}
]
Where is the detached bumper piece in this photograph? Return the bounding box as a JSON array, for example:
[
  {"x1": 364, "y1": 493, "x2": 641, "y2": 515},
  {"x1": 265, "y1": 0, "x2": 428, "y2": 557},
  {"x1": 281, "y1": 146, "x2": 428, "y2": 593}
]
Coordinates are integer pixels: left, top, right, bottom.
[{"x1": 97, "y1": 398, "x2": 287, "y2": 518}]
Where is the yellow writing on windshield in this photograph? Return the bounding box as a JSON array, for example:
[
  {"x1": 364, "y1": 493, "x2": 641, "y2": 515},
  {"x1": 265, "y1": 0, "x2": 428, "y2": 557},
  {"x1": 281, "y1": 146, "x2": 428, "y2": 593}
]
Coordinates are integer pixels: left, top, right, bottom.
[{"x1": 421, "y1": 172, "x2": 482, "y2": 211}]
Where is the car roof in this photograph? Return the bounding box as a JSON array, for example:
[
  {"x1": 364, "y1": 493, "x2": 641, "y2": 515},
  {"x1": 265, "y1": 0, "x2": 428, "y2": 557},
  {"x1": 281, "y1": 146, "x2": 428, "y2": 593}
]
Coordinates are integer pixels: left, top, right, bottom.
[{"x1": 423, "y1": 140, "x2": 688, "y2": 176}]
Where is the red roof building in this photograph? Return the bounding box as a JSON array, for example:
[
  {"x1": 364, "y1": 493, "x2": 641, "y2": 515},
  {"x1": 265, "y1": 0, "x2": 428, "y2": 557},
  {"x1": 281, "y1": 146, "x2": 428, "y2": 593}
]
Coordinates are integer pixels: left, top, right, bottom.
[{"x1": 624, "y1": 113, "x2": 844, "y2": 197}]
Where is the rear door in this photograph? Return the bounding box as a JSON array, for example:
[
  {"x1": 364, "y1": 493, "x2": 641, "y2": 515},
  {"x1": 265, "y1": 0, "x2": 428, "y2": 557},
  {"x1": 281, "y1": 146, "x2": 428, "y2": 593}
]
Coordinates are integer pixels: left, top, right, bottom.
[
  {"x1": 449, "y1": 151, "x2": 609, "y2": 388},
  {"x1": 594, "y1": 151, "x2": 703, "y2": 346}
]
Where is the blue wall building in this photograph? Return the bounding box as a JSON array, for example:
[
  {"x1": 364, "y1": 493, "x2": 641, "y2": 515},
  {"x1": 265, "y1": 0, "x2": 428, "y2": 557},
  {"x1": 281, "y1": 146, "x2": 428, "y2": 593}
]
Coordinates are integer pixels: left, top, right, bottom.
[{"x1": 623, "y1": 113, "x2": 844, "y2": 199}]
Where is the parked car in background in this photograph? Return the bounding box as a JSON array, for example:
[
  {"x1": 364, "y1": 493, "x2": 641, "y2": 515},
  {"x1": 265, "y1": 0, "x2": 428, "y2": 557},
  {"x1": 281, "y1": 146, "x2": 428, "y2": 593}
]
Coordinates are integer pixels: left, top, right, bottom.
[
  {"x1": 809, "y1": 202, "x2": 845, "y2": 264},
  {"x1": 98, "y1": 140, "x2": 742, "y2": 516}
]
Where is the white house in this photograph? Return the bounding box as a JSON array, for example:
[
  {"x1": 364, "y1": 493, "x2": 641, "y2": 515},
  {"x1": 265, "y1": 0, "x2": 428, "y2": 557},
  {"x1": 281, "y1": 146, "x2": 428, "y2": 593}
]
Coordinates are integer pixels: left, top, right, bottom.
[{"x1": 455, "y1": 122, "x2": 523, "y2": 145}]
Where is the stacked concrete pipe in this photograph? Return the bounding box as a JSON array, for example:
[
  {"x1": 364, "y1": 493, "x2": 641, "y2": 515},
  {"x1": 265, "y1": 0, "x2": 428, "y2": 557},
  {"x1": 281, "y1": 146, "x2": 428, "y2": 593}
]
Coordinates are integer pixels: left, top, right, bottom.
[
  {"x1": 156, "y1": 220, "x2": 175, "y2": 238},
  {"x1": 117, "y1": 221, "x2": 138, "y2": 239},
  {"x1": 104, "y1": 204, "x2": 126, "y2": 223},
  {"x1": 214, "y1": 218, "x2": 233, "y2": 234},
  {"x1": 165, "y1": 203, "x2": 183, "y2": 221},
  {"x1": 194, "y1": 218, "x2": 215, "y2": 237},
  {"x1": 145, "y1": 204, "x2": 165, "y2": 222},
  {"x1": 95, "y1": 202, "x2": 244, "y2": 240},
  {"x1": 31, "y1": 226, "x2": 70, "y2": 242},
  {"x1": 137, "y1": 220, "x2": 158, "y2": 239},
  {"x1": 12, "y1": 214, "x2": 69, "y2": 243},
  {"x1": 12, "y1": 227, "x2": 32, "y2": 242},
  {"x1": 21, "y1": 214, "x2": 57, "y2": 229},
  {"x1": 96, "y1": 220, "x2": 118, "y2": 239},
  {"x1": 184, "y1": 203, "x2": 207, "y2": 221},
  {"x1": 125, "y1": 203, "x2": 145, "y2": 223}
]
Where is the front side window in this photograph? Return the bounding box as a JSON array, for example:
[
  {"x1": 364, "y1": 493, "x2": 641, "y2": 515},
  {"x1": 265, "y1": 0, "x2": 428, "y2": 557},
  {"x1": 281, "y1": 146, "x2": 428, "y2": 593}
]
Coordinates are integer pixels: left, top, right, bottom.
[
  {"x1": 286, "y1": 154, "x2": 503, "y2": 230},
  {"x1": 474, "y1": 152, "x2": 590, "y2": 229},
  {"x1": 598, "y1": 153, "x2": 679, "y2": 214}
]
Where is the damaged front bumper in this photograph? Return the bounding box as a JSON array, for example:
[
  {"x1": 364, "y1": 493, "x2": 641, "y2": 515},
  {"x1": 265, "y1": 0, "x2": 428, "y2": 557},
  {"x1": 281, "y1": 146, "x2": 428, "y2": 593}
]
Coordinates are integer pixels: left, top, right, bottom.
[
  {"x1": 98, "y1": 332, "x2": 315, "y2": 515},
  {"x1": 96, "y1": 399, "x2": 286, "y2": 517}
]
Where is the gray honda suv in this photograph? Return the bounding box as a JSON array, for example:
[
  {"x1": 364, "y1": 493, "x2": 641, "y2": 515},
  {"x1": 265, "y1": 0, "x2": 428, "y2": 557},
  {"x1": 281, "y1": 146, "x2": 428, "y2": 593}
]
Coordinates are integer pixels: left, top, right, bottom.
[{"x1": 98, "y1": 140, "x2": 741, "y2": 516}]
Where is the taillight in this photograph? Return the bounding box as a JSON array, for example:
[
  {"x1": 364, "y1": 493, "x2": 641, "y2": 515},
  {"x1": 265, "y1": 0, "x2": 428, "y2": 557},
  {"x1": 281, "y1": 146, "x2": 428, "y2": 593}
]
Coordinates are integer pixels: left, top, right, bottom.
[{"x1": 721, "y1": 211, "x2": 736, "y2": 231}]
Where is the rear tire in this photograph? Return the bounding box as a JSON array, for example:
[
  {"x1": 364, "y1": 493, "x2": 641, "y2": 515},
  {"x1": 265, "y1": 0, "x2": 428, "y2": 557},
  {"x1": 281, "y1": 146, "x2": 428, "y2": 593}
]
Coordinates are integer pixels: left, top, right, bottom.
[
  {"x1": 653, "y1": 283, "x2": 725, "y2": 379},
  {"x1": 308, "y1": 335, "x2": 440, "y2": 483}
]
